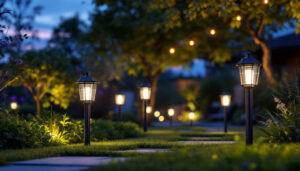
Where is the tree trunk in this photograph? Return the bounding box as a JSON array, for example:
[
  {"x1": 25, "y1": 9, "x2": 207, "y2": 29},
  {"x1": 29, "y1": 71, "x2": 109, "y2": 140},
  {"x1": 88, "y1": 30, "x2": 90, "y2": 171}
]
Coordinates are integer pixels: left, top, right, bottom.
[
  {"x1": 35, "y1": 97, "x2": 41, "y2": 118},
  {"x1": 257, "y1": 39, "x2": 277, "y2": 85},
  {"x1": 148, "y1": 71, "x2": 160, "y2": 125}
]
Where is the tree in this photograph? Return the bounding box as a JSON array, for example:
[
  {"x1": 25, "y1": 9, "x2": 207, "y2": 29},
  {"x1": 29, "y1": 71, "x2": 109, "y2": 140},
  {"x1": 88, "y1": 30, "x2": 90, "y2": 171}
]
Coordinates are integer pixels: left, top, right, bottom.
[
  {"x1": 150, "y1": 0, "x2": 300, "y2": 85},
  {"x1": 88, "y1": 0, "x2": 230, "y2": 122},
  {"x1": 10, "y1": 50, "x2": 76, "y2": 117}
]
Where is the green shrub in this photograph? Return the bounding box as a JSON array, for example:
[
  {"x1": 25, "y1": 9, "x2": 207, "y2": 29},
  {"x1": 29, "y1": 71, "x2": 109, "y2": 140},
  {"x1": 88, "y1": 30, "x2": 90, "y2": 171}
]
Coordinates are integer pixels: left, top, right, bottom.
[
  {"x1": 0, "y1": 110, "x2": 51, "y2": 149},
  {"x1": 91, "y1": 119, "x2": 142, "y2": 141},
  {"x1": 260, "y1": 78, "x2": 300, "y2": 143},
  {"x1": 37, "y1": 111, "x2": 84, "y2": 144}
]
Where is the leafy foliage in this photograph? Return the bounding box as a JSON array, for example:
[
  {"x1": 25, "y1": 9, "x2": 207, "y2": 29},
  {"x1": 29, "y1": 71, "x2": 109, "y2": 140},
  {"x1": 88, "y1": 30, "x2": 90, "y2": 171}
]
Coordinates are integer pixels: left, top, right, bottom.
[
  {"x1": 260, "y1": 77, "x2": 300, "y2": 143},
  {"x1": 92, "y1": 119, "x2": 142, "y2": 141}
]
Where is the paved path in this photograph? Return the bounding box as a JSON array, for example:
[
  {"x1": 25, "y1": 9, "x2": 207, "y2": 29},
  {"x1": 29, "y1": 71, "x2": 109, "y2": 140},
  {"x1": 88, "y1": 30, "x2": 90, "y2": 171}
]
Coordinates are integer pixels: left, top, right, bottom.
[
  {"x1": 191, "y1": 137, "x2": 222, "y2": 140},
  {"x1": 178, "y1": 140, "x2": 235, "y2": 144},
  {"x1": 115, "y1": 148, "x2": 169, "y2": 153},
  {"x1": 0, "y1": 156, "x2": 126, "y2": 171}
]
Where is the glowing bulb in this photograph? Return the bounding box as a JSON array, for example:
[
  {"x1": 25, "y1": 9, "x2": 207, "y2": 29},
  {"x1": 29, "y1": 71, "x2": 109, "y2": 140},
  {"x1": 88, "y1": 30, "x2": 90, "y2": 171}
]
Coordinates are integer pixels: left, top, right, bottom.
[
  {"x1": 209, "y1": 29, "x2": 216, "y2": 36},
  {"x1": 245, "y1": 68, "x2": 253, "y2": 85},
  {"x1": 115, "y1": 94, "x2": 125, "y2": 105},
  {"x1": 169, "y1": 48, "x2": 175, "y2": 54},
  {"x1": 140, "y1": 87, "x2": 151, "y2": 100},
  {"x1": 158, "y1": 115, "x2": 164, "y2": 122},
  {"x1": 154, "y1": 111, "x2": 160, "y2": 117},
  {"x1": 221, "y1": 95, "x2": 231, "y2": 107},
  {"x1": 264, "y1": 0, "x2": 268, "y2": 4},
  {"x1": 236, "y1": 15, "x2": 242, "y2": 21},
  {"x1": 168, "y1": 108, "x2": 175, "y2": 116},
  {"x1": 146, "y1": 106, "x2": 152, "y2": 114},
  {"x1": 10, "y1": 102, "x2": 18, "y2": 110},
  {"x1": 189, "y1": 112, "x2": 195, "y2": 120},
  {"x1": 84, "y1": 87, "x2": 91, "y2": 100},
  {"x1": 188, "y1": 40, "x2": 195, "y2": 46}
]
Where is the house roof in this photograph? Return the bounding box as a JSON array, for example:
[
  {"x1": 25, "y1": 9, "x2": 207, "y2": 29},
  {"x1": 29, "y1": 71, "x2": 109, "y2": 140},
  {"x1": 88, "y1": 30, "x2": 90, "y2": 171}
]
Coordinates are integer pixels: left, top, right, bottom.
[{"x1": 269, "y1": 33, "x2": 300, "y2": 49}]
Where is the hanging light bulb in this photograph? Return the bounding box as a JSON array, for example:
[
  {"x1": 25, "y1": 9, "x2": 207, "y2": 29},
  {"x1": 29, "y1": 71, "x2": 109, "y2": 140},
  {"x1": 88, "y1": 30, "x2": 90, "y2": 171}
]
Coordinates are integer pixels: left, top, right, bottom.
[
  {"x1": 188, "y1": 40, "x2": 195, "y2": 46},
  {"x1": 236, "y1": 15, "x2": 242, "y2": 21},
  {"x1": 264, "y1": 0, "x2": 268, "y2": 4},
  {"x1": 169, "y1": 48, "x2": 175, "y2": 54},
  {"x1": 209, "y1": 29, "x2": 216, "y2": 36}
]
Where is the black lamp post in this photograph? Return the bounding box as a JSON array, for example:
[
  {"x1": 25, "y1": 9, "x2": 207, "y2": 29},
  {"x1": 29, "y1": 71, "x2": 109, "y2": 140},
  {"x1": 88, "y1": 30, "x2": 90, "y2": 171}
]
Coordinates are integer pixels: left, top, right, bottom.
[
  {"x1": 115, "y1": 91, "x2": 125, "y2": 121},
  {"x1": 139, "y1": 83, "x2": 151, "y2": 132},
  {"x1": 236, "y1": 53, "x2": 261, "y2": 145},
  {"x1": 168, "y1": 107, "x2": 175, "y2": 126},
  {"x1": 220, "y1": 91, "x2": 232, "y2": 133},
  {"x1": 77, "y1": 72, "x2": 97, "y2": 146}
]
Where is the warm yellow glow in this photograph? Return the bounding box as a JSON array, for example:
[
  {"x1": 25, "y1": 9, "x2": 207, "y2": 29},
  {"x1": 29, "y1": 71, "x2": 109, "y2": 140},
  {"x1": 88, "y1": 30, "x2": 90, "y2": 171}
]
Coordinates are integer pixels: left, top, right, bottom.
[
  {"x1": 158, "y1": 115, "x2": 165, "y2": 122},
  {"x1": 189, "y1": 40, "x2": 195, "y2": 46},
  {"x1": 140, "y1": 87, "x2": 151, "y2": 100},
  {"x1": 210, "y1": 29, "x2": 216, "y2": 36},
  {"x1": 146, "y1": 106, "x2": 152, "y2": 114},
  {"x1": 169, "y1": 48, "x2": 175, "y2": 54},
  {"x1": 221, "y1": 95, "x2": 231, "y2": 107},
  {"x1": 245, "y1": 68, "x2": 253, "y2": 85},
  {"x1": 189, "y1": 112, "x2": 195, "y2": 120},
  {"x1": 84, "y1": 87, "x2": 91, "y2": 100},
  {"x1": 168, "y1": 108, "x2": 175, "y2": 116},
  {"x1": 154, "y1": 111, "x2": 160, "y2": 117},
  {"x1": 236, "y1": 15, "x2": 242, "y2": 21},
  {"x1": 10, "y1": 102, "x2": 18, "y2": 110},
  {"x1": 264, "y1": 0, "x2": 268, "y2": 4},
  {"x1": 115, "y1": 94, "x2": 125, "y2": 105}
]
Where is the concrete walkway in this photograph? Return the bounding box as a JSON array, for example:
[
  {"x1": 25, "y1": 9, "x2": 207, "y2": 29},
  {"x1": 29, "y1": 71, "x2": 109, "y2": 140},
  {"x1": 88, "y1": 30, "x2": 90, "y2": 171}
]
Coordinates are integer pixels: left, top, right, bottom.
[
  {"x1": 115, "y1": 148, "x2": 169, "y2": 153},
  {"x1": 0, "y1": 156, "x2": 126, "y2": 171},
  {"x1": 178, "y1": 140, "x2": 235, "y2": 144}
]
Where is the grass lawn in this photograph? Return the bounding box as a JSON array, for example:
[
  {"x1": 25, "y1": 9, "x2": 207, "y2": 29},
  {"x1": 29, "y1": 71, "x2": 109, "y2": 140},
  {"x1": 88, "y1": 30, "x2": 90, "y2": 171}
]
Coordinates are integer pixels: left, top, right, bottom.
[{"x1": 1, "y1": 125, "x2": 299, "y2": 170}]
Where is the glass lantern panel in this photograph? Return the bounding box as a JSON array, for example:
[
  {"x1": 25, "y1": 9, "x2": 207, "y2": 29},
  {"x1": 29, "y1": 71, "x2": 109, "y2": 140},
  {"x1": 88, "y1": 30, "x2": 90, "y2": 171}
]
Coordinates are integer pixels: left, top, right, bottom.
[
  {"x1": 168, "y1": 108, "x2": 175, "y2": 116},
  {"x1": 115, "y1": 94, "x2": 125, "y2": 105},
  {"x1": 140, "y1": 87, "x2": 151, "y2": 100},
  {"x1": 221, "y1": 95, "x2": 231, "y2": 107},
  {"x1": 239, "y1": 64, "x2": 260, "y2": 87},
  {"x1": 79, "y1": 83, "x2": 97, "y2": 102}
]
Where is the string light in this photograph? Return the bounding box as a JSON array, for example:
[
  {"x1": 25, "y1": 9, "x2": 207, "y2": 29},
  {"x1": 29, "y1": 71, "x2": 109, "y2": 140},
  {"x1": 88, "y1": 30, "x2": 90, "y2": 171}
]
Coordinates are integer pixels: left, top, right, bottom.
[
  {"x1": 169, "y1": 48, "x2": 175, "y2": 54},
  {"x1": 236, "y1": 15, "x2": 242, "y2": 21},
  {"x1": 264, "y1": 0, "x2": 268, "y2": 4},
  {"x1": 188, "y1": 40, "x2": 195, "y2": 46},
  {"x1": 209, "y1": 29, "x2": 216, "y2": 36}
]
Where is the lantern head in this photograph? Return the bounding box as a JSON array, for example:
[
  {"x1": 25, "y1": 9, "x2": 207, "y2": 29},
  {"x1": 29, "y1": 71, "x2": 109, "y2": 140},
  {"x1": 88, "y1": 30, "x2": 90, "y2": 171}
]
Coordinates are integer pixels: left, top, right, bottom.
[
  {"x1": 189, "y1": 112, "x2": 195, "y2": 120},
  {"x1": 115, "y1": 91, "x2": 125, "y2": 105},
  {"x1": 77, "y1": 72, "x2": 97, "y2": 103},
  {"x1": 236, "y1": 53, "x2": 261, "y2": 88},
  {"x1": 139, "y1": 83, "x2": 151, "y2": 100},
  {"x1": 220, "y1": 91, "x2": 232, "y2": 107},
  {"x1": 154, "y1": 110, "x2": 160, "y2": 117},
  {"x1": 168, "y1": 108, "x2": 175, "y2": 117},
  {"x1": 146, "y1": 105, "x2": 152, "y2": 114}
]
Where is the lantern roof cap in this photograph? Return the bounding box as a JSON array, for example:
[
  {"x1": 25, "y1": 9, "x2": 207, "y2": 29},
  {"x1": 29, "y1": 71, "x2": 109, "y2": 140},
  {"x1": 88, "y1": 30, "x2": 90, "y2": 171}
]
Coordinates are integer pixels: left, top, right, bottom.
[
  {"x1": 139, "y1": 82, "x2": 152, "y2": 88},
  {"x1": 116, "y1": 91, "x2": 125, "y2": 94},
  {"x1": 77, "y1": 72, "x2": 97, "y2": 83},
  {"x1": 236, "y1": 53, "x2": 261, "y2": 66},
  {"x1": 220, "y1": 91, "x2": 231, "y2": 96}
]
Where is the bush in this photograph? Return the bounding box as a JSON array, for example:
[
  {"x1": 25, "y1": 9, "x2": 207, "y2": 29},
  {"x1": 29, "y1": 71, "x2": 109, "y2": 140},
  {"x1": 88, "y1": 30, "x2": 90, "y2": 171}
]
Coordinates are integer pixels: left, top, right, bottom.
[
  {"x1": 92, "y1": 119, "x2": 142, "y2": 141},
  {"x1": 0, "y1": 110, "x2": 51, "y2": 149},
  {"x1": 260, "y1": 78, "x2": 300, "y2": 143}
]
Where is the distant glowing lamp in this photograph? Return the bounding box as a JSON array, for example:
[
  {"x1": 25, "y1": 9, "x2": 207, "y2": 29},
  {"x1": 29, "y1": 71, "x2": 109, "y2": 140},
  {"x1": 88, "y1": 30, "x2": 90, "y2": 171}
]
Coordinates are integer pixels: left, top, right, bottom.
[
  {"x1": 220, "y1": 91, "x2": 232, "y2": 133},
  {"x1": 189, "y1": 111, "x2": 195, "y2": 126},
  {"x1": 146, "y1": 105, "x2": 152, "y2": 114},
  {"x1": 264, "y1": 0, "x2": 268, "y2": 4},
  {"x1": 168, "y1": 108, "x2": 175, "y2": 117},
  {"x1": 140, "y1": 83, "x2": 152, "y2": 132},
  {"x1": 115, "y1": 91, "x2": 125, "y2": 121},
  {"x1": 188, "y1": 40, "x2": 195, "y2": 46},
  {"x1": 236, "y1": 15, "x2": 242, "y2": 21},
  {"x1": 169, "y1": 48, "x2": 175, "y2": 54},
  {"x1": 209, "y1": 29, "x2": 216, "y2": 36},
  {"x1": 154, "y1": 111, "x2": 160, "y2": 117},
  {"x1": 10, "y1": 102, "x2": 18, "y2": 110},
  {"x1": 158, "y1": 115, "x2": 165, "y2": 122}
]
